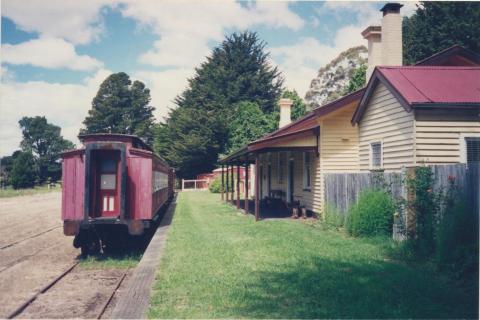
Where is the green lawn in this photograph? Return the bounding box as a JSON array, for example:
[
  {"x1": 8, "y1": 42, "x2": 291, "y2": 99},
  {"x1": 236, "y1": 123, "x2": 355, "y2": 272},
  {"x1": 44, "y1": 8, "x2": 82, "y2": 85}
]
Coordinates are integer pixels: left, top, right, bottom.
[
  {"x1": 148, "y1": 191, "x2": 478, "y2": 319},
  {"x1": 0, "y1": 184, "x2": 61, "y2": 198}
]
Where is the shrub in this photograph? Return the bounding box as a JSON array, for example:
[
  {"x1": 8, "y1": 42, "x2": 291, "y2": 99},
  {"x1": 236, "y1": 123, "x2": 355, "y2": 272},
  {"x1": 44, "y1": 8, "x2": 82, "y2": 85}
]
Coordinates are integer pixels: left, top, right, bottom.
[
  {"x1": 346, "y1": 189, "x2": 395, "y2": 237},
  {"x1": 323, "y1": 203, "x2": 345, "y2": 229},
  {"x1": 436, "y1": 178, "x2": 479, "y2": 278},
  {"x1": 10, "y1": 151, "x2": 37, "y2": 189},
  {"x1": 208, "y1": 176, "x2": 222, "y2": 193}
]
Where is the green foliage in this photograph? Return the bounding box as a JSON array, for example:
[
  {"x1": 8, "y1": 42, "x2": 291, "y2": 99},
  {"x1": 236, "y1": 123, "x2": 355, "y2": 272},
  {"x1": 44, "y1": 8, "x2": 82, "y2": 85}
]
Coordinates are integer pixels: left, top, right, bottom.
[
  {"x1": 155, "y1": 31, "x2": 283, "y2": 178},
  {"x1": 346, "y1": 189, "x2": 395, "y2": 237},
  {"x1": 0, "y1": 150, "x2": 22, "y2": 186},
  {"x1": 10, "y1": 151, "x2": 37, "y2": 189},
  {"x1": 343, "y1": 64, "x2": 366, "y2": 94},
  {"x1": 403, "y1": 2, "x2": 480, "y2": 65},
  {"x1": 408, "y1": 167, "x2": 439, "y2": 256},
  {"x1": 208, "y1": 176, "x2": 222, "y2": 193},
  {"x1": 81, "y1": 72, "x2": 155, "y2": 145},
  {"x1": 436, "y1": 178, "x2": 478, "y2": 278},
  {"x1": 148, "y1": 191, "x2": 477, "y2": 318},
  {"x1": 281, "y1": 90, "x2": 307, "y2": 121},
  {"x1": 19, "y1": 116, "x2": 74, "y2": 184},
  {"x1": 226, "y1": 101, "x2": 277, "y2": 154},
  {"x1": 323, "y1": 203, "x2": 345, "y2": 229}
]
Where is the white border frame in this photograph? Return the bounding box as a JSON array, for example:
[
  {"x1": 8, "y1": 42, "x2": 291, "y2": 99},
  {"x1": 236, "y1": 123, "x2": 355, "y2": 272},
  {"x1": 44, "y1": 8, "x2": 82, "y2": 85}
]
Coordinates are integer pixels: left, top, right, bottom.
[
  {"x1": 459, "y1": 133, "x2": 480, "y2": 164},
  {"x1": 369, "y1": 141, "x2": 383, "y2": 169}
]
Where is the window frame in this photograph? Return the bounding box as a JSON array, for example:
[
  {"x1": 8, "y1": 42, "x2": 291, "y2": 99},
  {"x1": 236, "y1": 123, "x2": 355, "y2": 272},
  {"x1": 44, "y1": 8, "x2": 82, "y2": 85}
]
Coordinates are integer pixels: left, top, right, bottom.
[
  {"x1": 303, "y1": 151, "x2": 312, "y2": 190},
  {"x1": 370, "y1": 141, "x2": 383, "y2": 169},
  {"x1": 460, "y1": 133, "x2": 480, "y2": 164},
  {"x1": 277, "y1": 152, "x2": 284, "y2": 184}
]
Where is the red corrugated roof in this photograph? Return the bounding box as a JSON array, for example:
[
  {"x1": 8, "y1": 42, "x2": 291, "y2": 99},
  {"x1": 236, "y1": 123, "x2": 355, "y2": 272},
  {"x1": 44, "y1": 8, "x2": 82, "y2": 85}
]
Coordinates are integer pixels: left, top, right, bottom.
[{"x1": 378, "y1": 66, "x2": 480, "y2": 104}]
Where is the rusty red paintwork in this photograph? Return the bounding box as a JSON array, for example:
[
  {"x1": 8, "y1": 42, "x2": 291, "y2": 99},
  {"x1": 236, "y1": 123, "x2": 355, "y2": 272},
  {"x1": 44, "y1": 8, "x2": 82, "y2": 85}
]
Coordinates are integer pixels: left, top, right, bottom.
[{"x1": 61, "y1": 134, "x2": 174, "y2": 236}]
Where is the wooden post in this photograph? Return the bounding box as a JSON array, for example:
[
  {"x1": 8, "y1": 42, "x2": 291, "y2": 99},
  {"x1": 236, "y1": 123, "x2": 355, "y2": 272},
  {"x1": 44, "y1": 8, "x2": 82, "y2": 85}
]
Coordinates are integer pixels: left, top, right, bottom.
[
  {"x1": 221, "y1": 165, "x2": 224, "y2": 201},
  {"x1": 245, "y1": 162, "x2": 249, "y2": 215},
  {"x1": 236, "y1": 164, "x2": 240, "y2": 209},
  {"x1": 230, "y1": 164, "x2": 234, "y2": 201},
  {"x1": 255, "y1": 154, "x2": 260, "y2": 221},
  {"x1": 226, "y1": 165, "x2": 229, "y2": 202},
  {"x1": 182, "y1": 179, "x2": 184, "y2": 191}
]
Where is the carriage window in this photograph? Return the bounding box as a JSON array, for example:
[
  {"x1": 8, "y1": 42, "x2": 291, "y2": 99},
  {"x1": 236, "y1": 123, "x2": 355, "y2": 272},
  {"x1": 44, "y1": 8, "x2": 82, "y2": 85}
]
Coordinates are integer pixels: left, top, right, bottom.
[
  {"x1": 100, "y1": 159, "x2": 116, "y2": 173},
  {"x1": 101, "y1": 174, "x2": 116, "y2": 190}
]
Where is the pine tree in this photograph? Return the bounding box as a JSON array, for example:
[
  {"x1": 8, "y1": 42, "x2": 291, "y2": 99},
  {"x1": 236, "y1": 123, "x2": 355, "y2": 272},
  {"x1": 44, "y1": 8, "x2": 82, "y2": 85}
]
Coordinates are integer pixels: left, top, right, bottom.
[
  {"x1": 403, "y1": 2, "x2": 480, "y2": 65},
  {"x1": 156, "y1": 31, "x2": 284, "y2": 178},
  {"x1": 81, "y1": 72, "x2": 155, "y2": 145}
]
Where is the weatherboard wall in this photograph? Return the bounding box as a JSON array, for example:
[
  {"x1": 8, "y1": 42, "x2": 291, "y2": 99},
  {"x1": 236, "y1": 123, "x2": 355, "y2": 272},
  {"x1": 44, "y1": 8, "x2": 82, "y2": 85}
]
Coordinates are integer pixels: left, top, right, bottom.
[{"x1": 358, "y1": 82, "x2": 415, "y2": 171}]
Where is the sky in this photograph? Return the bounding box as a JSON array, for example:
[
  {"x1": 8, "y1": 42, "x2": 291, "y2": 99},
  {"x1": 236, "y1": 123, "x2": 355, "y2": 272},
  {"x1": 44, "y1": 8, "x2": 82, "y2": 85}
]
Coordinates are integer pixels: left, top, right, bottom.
[{"x1": 0, "y1": 0, "x2": 417, "y2": 157}]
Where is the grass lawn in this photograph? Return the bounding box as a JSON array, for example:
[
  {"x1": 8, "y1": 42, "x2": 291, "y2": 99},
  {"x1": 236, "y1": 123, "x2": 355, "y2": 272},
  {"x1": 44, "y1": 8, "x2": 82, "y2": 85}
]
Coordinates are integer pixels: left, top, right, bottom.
[
  {"x1": 0, "y1": 184, "x2": 61, "y2": 198},
  {"x1": 148, "y1": 191, "x2": 478, "y2": 319}
]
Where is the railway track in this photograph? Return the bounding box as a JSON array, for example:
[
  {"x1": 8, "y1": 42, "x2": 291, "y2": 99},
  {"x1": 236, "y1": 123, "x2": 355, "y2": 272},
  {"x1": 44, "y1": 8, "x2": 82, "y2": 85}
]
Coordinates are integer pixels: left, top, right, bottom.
[
  {"x1": 6, "y1": 261, "x2": 130, "y2": 319},
  {"x1": 0, "y1": 225, "x2": 62, "y2": 250}
]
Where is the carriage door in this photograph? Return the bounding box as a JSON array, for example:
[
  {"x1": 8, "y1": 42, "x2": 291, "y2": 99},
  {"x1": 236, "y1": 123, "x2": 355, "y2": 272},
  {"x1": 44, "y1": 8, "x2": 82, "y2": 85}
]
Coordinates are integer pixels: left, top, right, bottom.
[{"x1": 98, "y1": 153, "x2": 119, "y2": 217}]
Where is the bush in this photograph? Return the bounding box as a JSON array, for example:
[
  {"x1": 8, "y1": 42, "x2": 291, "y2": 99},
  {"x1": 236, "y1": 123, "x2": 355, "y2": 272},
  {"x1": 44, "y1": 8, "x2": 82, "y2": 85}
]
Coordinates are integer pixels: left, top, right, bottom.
[
  {"x1": 436, "y1": 178, "x2": 479, "y2": 278},
  {"x1": 323, "y1": 203, "x2": 345, "y2": 229},
  {"x1": 346, "y1": 189, "x2": 395, "y2": 237},
  {"x1": 208, "y1": 176, "x2": 222, "y2": 193},
  {"x1": 10, "y1": 151, "x2": 37, "y2": 189}
]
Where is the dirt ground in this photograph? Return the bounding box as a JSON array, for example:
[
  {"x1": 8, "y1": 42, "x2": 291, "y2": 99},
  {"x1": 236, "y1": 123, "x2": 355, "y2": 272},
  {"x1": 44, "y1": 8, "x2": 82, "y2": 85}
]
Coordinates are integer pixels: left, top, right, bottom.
[{"x1": 0, "y1": 192, "x2": 132, "y2": 319}]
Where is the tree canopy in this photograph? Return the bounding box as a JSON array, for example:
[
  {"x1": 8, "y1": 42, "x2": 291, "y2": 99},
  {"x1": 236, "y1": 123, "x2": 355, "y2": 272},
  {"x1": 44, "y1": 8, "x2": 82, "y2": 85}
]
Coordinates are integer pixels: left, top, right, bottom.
[
  {"x1": 282, "y1": 90, "x2": 308, "y2": 121},
  {"x1": 81, "y1": 72, "x2": 156, "y2": 145},
  {"x1": 403, "y1": 2, "x2": 480, "y2": 65},
  {"x1": 343, "y1": 65, "x2": 367, "y2": 95},
  {"x1": 19, "y1": 116, "x2": 74, "y2": 183},
  {"x1": 155, "y1": 31, "x2": 284, "y2": 178},
  {"x1": 10, "y1": 151, "x2": 36, "y2": 189}
]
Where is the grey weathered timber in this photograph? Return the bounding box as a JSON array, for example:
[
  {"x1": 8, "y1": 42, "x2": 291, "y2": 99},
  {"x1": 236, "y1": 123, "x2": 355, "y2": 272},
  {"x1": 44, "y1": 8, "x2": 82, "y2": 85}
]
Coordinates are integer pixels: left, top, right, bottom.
[
  {"x1": 111, "y1": 195, "x2": 177, "y2": 319},
  {"x1": 324, "y1": 164, "x2": 480, "y2": 239}
]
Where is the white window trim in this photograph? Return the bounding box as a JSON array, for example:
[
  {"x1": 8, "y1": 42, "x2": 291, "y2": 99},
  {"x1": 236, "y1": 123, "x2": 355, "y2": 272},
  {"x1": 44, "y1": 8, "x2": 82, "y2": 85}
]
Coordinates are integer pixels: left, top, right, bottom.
[
  {"x1": 303, "y1": 152, "x2": 311, "y2": 190},
  {"x1": 369, "y1": 141, "x2": 383, "y2": 170},
  {"x1": 459, "y1": 133, "x2": 480, "y2": 164}
]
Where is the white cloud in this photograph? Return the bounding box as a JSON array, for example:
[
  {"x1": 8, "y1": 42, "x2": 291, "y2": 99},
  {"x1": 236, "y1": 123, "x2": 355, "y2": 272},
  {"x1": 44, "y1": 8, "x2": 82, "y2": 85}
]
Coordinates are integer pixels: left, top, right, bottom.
[
  {"x1": 134, "y1": 68, "x2": 194, "y2": 121},
  {"x1": 0, "y1": 69, "x2": 112, "y2": 156},
  {"x1": 271, "y1": 1, "x2": 419, "y2": 97},
  {"x1": 1, "y1": 0, "x2": 115, "y2": 45},
  {"x1": 119, "y1": 0, "x2": 304, "y2": 68},
  {"x1": 2, "y1": 37, "x2": 103, "y2": 71}
]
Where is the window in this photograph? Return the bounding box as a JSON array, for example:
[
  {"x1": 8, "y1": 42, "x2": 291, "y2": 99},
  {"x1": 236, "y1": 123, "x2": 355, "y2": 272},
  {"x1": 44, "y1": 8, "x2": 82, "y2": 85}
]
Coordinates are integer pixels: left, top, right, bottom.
[
  {"x1": 303, "y1": 152, "x2": 311, "y2": 190},
  {"x1": 370, "y1": 142, "x2": 382, "y2": 169},
  {"x1": 466, "y1": 137, "x2": 480, "y2": 164},
  {"x1": 100, "y1": 174, "x2": 116, "y2": 190},
  {"x1": 277, "y1": 152, "x2": 284, "y2": 184}
]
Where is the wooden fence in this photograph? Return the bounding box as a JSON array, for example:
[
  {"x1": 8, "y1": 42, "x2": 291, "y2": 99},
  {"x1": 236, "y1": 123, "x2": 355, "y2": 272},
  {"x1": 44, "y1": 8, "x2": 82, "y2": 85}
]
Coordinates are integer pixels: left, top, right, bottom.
[{"x1": 324, "y1": 164, "x2": 479, "y2": 238}]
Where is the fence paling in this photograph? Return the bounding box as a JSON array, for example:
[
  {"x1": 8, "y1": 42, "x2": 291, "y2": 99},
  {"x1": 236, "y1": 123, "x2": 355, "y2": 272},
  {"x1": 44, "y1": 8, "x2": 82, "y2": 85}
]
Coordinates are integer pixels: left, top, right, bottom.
[
  {"x1": 181, "y1": 179, "x2": 209, "y2": 191},
  {"x1": 324, "y1": 163, "x2": 480, "y2": 239}
]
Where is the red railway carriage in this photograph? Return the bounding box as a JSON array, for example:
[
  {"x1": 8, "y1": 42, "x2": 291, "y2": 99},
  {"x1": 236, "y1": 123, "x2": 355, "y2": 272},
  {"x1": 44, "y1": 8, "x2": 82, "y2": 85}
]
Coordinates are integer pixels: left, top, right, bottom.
[{"x1": 61, "y1": 133, "x2": 174, "y2": 253}]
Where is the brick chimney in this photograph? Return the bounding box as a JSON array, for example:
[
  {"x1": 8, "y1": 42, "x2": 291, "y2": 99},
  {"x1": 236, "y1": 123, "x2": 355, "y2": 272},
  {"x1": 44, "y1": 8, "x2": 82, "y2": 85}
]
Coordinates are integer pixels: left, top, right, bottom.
[
  {"x1": 279, "y1": 98, "x2": 293, "y2": 128},
  {"x1": 362, "y1": 3, "x2": 403, "y2": 81}
]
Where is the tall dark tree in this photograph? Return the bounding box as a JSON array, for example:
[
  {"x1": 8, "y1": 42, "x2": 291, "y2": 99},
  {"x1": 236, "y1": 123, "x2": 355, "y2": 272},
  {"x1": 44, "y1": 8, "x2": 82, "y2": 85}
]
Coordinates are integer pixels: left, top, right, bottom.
[
  {"x1": 81, "y1": 72, "x2": 155, "y2": 145},
  {"x1": 156, "y1": 31, "x2": 284, "y2": 178},
  {"x1": 403, "y1": 2, "x2": 480, "y2": 65},
  {"x1": 0, "y1": 150, "x2": 21, "y2": 187},
  {"x1": 10, "y1": 151, "x2": 37, "y2": 189},
  {"x1": 19, "y1": 116, "x2": 74, "y2": 183},
  {"x1": 282, "y1": 90, "x2": 308, "y2": 121},
  {"x1": 226, "y1": 101, "x2": 277, "y2": 154}
]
